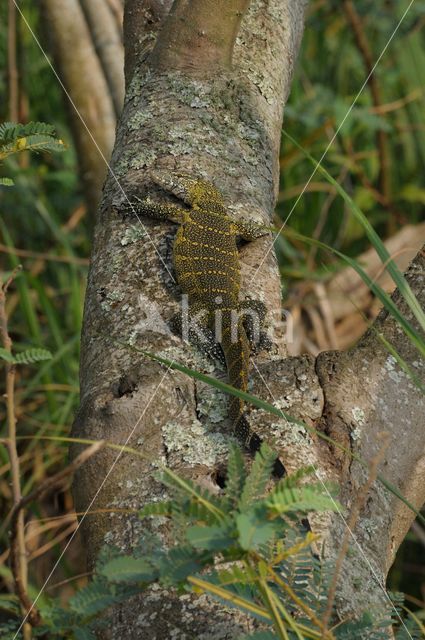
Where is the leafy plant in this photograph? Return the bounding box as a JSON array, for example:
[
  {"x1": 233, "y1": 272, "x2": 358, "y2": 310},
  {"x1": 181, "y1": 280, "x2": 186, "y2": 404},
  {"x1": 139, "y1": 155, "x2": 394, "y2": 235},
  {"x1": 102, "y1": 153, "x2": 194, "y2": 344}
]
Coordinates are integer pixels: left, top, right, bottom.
[
  {"x1": 0, "y1": 121, "x2": 65, "y2": 185},
  {"x1": 1, "y1": 445, "x2": 421, "y2": 639},
  {"x1": 0, "y1": 346, "x2": 52, "y2": 365}
]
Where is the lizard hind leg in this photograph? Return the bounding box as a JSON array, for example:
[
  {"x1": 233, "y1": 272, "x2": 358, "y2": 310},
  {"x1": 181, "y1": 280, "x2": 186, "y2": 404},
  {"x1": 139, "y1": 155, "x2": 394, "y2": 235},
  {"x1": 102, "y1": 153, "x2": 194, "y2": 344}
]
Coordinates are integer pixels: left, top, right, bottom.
[
  {"x1": 170, "y1": 302, "x2": 226, "y2": 368},
  {"x1": 239, "y1": 298, "x2": 272, "y2": 352}
]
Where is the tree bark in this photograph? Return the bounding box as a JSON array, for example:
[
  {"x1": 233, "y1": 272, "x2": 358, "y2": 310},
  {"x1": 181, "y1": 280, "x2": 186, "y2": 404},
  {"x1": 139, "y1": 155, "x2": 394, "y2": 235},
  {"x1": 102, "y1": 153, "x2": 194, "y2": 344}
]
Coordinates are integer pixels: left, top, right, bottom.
[
  {"x1": 315, "y1": 246, "x2": 425, "y2": 618},
  {"x1": 71, "y1": 0, "x2": 424, "y2": 636}
]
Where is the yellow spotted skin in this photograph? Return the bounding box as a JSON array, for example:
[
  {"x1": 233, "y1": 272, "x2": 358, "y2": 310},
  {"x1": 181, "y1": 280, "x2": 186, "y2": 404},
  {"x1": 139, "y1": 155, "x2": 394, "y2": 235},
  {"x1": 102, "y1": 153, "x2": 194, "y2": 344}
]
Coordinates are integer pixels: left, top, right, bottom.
[{"x1": 122, "y1": 175, "x2": 285, "y2": 477}]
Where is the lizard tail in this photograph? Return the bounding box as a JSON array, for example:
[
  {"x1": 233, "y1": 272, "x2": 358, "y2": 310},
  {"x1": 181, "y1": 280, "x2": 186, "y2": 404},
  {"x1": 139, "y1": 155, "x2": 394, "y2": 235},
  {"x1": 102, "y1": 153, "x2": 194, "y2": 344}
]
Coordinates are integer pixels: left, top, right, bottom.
[{"x1": 221, "y1": 315, "x2": 286, "y2": 478}]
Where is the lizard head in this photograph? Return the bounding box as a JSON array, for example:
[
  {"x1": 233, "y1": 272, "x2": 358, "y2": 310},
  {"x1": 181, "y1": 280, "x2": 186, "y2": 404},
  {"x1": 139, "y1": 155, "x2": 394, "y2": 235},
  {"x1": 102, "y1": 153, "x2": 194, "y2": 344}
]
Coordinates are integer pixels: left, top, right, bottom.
[
  {"x1": 149, "y1": 171, "x2": 226, "y2": 213},
  {"x1": 188, "y1": 179, "x2": 226, "y2": 213}
]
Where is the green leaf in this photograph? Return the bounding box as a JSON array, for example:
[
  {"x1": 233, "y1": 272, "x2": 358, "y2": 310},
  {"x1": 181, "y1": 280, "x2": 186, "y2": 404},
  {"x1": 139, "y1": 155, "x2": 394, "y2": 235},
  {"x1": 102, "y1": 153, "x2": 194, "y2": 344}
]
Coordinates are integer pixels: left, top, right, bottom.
[
  {"x1": 0, "y1": 121, "x2": 25, "y2": 141},
  {"x1": 159, "y1": 467, "x2": 226, "y2": 522},
  {"x1": 0, "y1": 177, "x2": 14, "y2": 186},
  {"x1": 69, "y1": 582, "x2": 121, "y2": 617},
  {"x1": 0, "y1": 596, "x2": 20, "y2": 615},
  {"x1": 38, "y1": 603, "x2": 77, "y2": 631},
  {"x1": 13, "y1": 348, "x2": 52, "y2": 364},
  {"x1": 0, "y1": 121, "x2": 58, "y2": 143},
  {"x1": 400, "y1": 184, "x2": 425, "y2": 205},
  {"x1": 237, "y1": 507, "x2": 283, "y2": 551},
  {"x1": 334, "y1": 612, "x2": 381, "y2": 639},
  {"x1": 238, "y1": 443, "x2": 277, "y2": 511},
  {"x1": 278, "y1": 466, "x2": 315, "y2": 488},
  {"x1": 20, "y1": 121, "x2": 57, "y2": 137},
  {"x1": 217, "y1": 564, "x2": 258, "y2": 587},
  {"x1": 224, "y1": 445, "x2": 247, "y2": 508},
  {"x1": 158, "y1": 545, "x2": 203, "y2": 584},
  {"x1": 15, "y1": 134, "x2": 66, "y2": 154},
  {"x1": 186, "y1": 524, "x2": 235, "y2": 551},
  {"x1": 0, "y1": 348, "x2": 15, "y2": 363},
  {"x1": 266, "y1": 485, "x2": 340, "y2": 515},
  {"x1": 282, "y1": 130, "x2": 425, "y2": 335},
  {"x1": 0, "y1": 347, "x2": 52, "y2": 365},
  {"x1": 139, "y1": 500, "x2": 174, "y2": 518},
  {"x1": 0, "y1": 122, "x2": 66, "y2": 161},
  {"x1": 100, "y1": 556, "x2": 158, "y2": 583},
  {"x1": 183, "y1": 497, "x2": 224, "y2": 523},
  {"x1": 0, "y1": 621, "x2": 20, "y2": 640}
]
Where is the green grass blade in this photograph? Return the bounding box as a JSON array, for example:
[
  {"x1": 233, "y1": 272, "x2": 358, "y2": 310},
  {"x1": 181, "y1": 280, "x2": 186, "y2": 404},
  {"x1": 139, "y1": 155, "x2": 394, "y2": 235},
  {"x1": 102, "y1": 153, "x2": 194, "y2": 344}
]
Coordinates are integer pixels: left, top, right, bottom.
[
  {"x1": 127, "y1": 344, "x2": 425, "y2": 527},
  {"x1": 282, "y1": 228, "x2": 425, "y2": 359},
  {"x1": 282, "y1": 130, "x2": 425, "y2": 332}
]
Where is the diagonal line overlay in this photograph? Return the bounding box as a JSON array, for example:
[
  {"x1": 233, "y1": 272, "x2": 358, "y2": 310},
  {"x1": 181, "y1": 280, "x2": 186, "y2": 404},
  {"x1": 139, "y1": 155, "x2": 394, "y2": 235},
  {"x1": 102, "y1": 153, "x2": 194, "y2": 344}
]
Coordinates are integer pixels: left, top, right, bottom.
[
  {"x1": 13, "y1": 364, "x2": 173, "y2": 638},
  {"x1": 252, "y1": 0, "x2": 416, "y2": 281},
  {"x1": 11, "y1": 0, "x2": 417, "y2": 636},
  {"x1": 251, "y1": 361, "x2": 414, "y2": 639},
  {"x1": 12, "y1": 0, "x2": 175, "y2": 284}
]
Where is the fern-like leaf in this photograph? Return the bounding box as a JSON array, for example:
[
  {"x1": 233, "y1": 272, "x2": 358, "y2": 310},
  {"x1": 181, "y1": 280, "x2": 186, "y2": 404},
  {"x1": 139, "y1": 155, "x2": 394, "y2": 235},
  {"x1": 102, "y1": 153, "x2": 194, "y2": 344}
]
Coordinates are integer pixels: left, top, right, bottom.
[
  {"x1": 224, "y1": 445, "x2": 247, "y2": 508},
  {"x1": 159, "y1": 468, "x2": 225, "y2": 522},
  {"x1": 266, "y1": 484, "x2": 340, "y2": 515},
  {"x1": 0, "y1": 348, "x2": 15, "y2": 363},
  {"x1": 73, "y1": 628, "x2": 97, "y2": 640},
  {"x1": 0, "y1": 122, "x2": 65, "y2": 162},
  {"x1": 0, "y1": 596, "x2": 20, "y2": 615},
  {"x1": 276, "y1": 466, "x2": 316, "y2": 489},
  {"x1": 139, "y1": 500, "x2": 174, "y2": 518},
  {"x1": 100, "y1": 555, "x2": 158, "y2": 583},
  {"x1": 0, "y1": 347, "x2": 52, "y2": 365},
  {"x1": 0, "y1": 121, "x2": 57, "y2": 143},
  {"x1": 334, "y1": 612, "x2": 389, "y2": 639},
  {"x1": 217, "y1": 565, "x2": 257, "y2": 587},
  {"x1": 0, "y1": 620, "x2": 21, "y2": 640},
  {"x1": 14, "y1": 348, "x2": 52, "y2": 365},
  {"x1": 9, "y1": 134, "x2": 65, "y2": 154},
  {"x1": 238, "y1": 443, "x2": 277, "y2": 510},
  {"x1": 0, "y1": 122, "x2": 23, "y2": 141},
  {"x1": 69, "y1": 582, "x2": 121, "y2": 617},
  {"x1": 186, "y1": 522, "x2": 235, "y2": 551},
  {"x1": 0, "y1": 177, "x2": 14, "y2": 186},
  {"x1": 20, "y1": 122, "x2": 57, "y2": 137},
  {"x1": 157, "y1": 545, "x2": 204, "y2": 585}
]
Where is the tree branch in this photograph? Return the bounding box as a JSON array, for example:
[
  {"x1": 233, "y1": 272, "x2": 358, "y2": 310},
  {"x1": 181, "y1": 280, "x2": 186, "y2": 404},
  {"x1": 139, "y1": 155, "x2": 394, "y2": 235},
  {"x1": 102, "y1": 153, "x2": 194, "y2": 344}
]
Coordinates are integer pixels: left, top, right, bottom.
[
  {"x1": 79, "y1": 0, "x2": 125, "y2": 116},
  {"x1": 40, "y1": 0, "x2": 117, "y2": 216},
  {"x1": 149, "y1": 0, "x2": 251, "y2": 73},
  {"x1": 315, "y1": 245, "x2": 425, "y2": 617}
]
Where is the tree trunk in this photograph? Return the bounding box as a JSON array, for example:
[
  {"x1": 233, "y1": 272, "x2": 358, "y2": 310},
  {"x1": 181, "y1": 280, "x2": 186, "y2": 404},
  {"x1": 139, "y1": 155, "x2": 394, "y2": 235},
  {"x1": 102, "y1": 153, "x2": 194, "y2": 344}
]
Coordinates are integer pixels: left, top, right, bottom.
[{"x1": 71, "y1": 0, "x2": 424, "y2": 637}]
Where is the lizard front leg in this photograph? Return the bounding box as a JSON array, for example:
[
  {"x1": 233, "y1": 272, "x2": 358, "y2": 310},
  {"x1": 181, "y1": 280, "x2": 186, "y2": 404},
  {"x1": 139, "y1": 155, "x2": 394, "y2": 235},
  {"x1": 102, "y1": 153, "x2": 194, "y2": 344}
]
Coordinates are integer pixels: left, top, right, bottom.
[
  {"x1": 120, "y1": 192, "x2": 187, "y2": 225},
  {"x1": 233, "y1": 218, "x2": 269, "y2": 241}
]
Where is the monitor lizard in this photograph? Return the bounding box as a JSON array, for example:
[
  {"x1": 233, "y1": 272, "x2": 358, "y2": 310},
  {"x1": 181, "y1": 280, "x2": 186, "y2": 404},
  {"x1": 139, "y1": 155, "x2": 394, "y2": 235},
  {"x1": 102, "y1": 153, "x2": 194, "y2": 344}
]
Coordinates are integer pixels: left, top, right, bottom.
[{"x1": 121, "y1": 173, "x2": 286, "y2": 478}]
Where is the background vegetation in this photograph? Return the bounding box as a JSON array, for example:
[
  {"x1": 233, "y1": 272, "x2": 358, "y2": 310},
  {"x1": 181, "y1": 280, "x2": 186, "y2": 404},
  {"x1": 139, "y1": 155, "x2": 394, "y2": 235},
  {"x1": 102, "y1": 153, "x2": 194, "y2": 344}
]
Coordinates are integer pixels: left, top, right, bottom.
[{"x1": 0, "y1": 0, "x2": 424, "y2": 628}]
